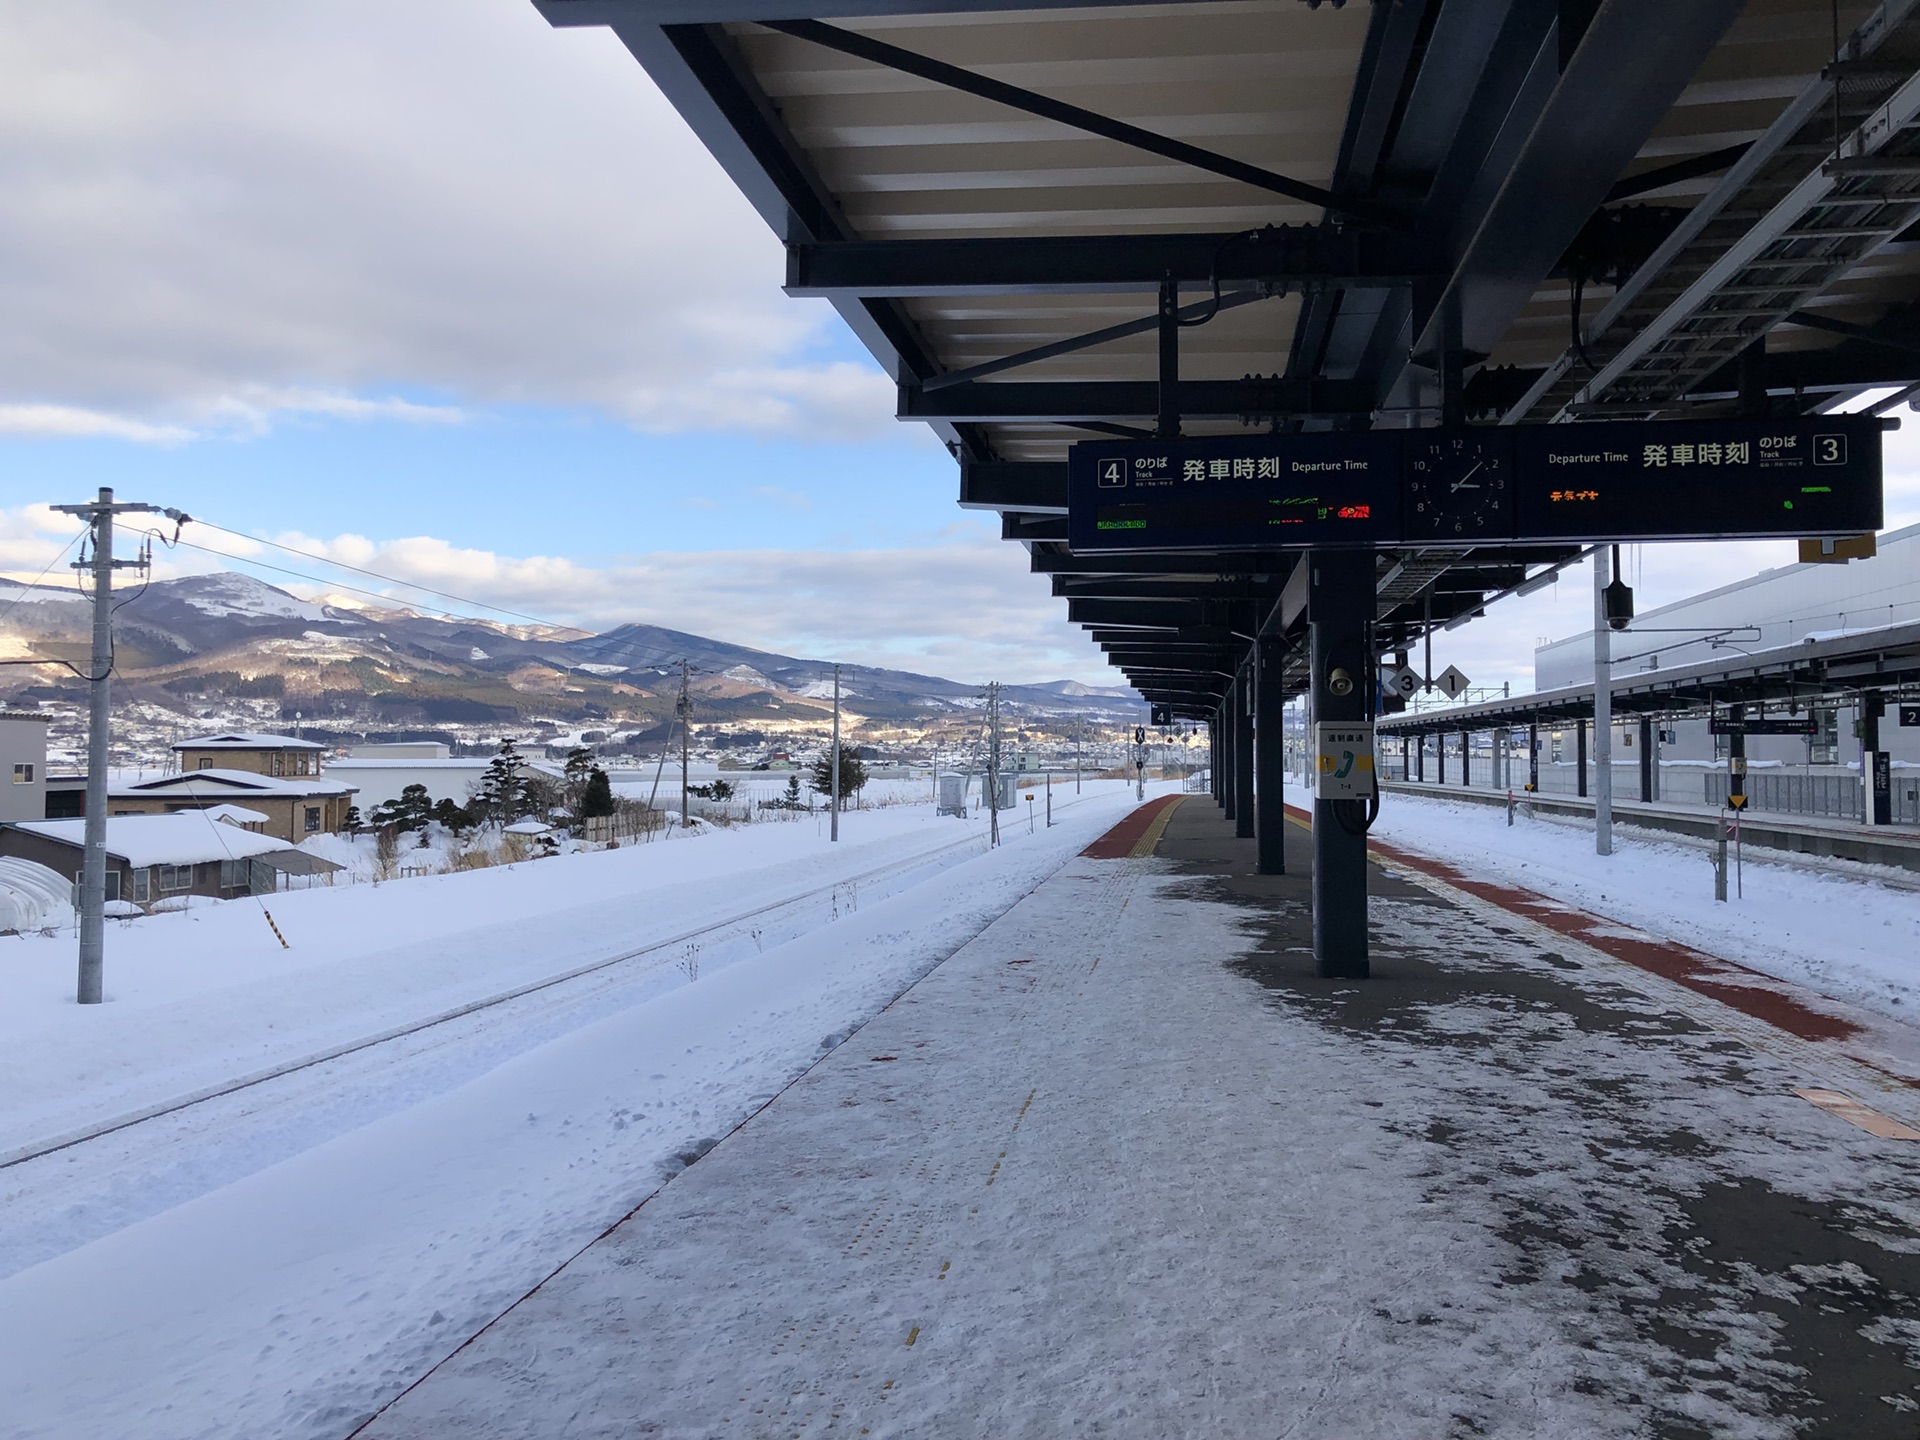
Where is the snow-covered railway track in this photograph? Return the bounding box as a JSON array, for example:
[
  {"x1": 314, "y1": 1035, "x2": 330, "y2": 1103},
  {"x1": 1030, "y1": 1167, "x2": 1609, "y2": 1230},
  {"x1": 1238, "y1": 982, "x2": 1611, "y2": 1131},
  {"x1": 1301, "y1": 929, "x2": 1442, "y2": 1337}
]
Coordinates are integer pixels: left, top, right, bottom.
[
  {"x1": 1, "y1": 830, "x2": 994, "y2": 1177},
  {"x1": 2, "y1": 789, "x2": 1130, "y2": 1196}
]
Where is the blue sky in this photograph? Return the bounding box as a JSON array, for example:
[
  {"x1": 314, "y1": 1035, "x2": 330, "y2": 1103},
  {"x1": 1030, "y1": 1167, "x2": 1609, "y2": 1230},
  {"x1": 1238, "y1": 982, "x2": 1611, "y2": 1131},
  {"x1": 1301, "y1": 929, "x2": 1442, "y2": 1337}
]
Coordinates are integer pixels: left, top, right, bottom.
[
  {"x1": 0, "y1": 1, "x2": 1096, "y2": 683},
  {"x1": 2, "y1": 1, "x2": 1916, "y2": 696}
]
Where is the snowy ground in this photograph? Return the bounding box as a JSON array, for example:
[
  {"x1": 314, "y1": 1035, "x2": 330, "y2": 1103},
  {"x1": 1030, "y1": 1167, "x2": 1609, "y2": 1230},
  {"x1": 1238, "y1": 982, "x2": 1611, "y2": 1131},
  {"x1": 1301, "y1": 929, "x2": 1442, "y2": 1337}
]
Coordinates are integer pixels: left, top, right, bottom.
[
  {"x1": 1366, "y1": 788, "x2": 1920, "y2": 1023},
  {"x1": 0, "y1": 780, "x2": 1158, "y2": 1440},
  {"x1": 355, "y1": 802, "x2": 1920, "y2": 1439}
]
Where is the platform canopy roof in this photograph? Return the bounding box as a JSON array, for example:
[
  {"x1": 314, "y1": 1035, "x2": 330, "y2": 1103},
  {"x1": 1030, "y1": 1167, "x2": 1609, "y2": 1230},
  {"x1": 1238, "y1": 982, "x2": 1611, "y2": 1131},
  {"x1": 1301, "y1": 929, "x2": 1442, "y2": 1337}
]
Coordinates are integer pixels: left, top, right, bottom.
[{"x1": 534, "y1": 0, "x2": 1920, "y2": 717}]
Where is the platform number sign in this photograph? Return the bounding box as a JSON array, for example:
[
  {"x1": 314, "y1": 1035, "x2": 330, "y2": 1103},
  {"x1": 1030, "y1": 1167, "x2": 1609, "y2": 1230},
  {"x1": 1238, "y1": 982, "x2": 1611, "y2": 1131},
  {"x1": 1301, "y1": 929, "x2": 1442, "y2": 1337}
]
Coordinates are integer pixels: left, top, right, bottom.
[
  {"x1": 1901, "y1": 704, "x2": 1920, "y2": 728},
  {"x1": 1814, "y1": 433, "x2": 1847, "y2": 466},
  {"x1": 1096, "y1": 458, "x2": 1127, "y2": 488},
  {"x1": 1382, "y1": 666, "x2": 1422, "y2": 702},
  {"x1": 1435, "y1": 665, "x2": 1471, "y2": 701}
]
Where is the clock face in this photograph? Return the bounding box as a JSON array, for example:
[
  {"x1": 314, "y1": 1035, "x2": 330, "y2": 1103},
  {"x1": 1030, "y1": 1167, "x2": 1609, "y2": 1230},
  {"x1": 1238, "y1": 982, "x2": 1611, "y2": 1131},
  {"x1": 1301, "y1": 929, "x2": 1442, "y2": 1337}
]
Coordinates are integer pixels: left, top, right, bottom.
[{"x1": 1406, "y1": 432, "x2": 1514, "y2": 541}]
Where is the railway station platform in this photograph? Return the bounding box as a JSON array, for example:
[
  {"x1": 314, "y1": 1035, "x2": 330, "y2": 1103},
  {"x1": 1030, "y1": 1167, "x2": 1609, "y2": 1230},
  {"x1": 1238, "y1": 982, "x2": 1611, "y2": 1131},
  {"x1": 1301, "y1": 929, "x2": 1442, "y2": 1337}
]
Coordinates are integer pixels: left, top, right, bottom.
[
  {"x1": 1383, "y1": 777, "x2": 1920, "y2": 876},
  {"x1": 360, "y1": 798, "x2": 1920, "y2": 1439}
]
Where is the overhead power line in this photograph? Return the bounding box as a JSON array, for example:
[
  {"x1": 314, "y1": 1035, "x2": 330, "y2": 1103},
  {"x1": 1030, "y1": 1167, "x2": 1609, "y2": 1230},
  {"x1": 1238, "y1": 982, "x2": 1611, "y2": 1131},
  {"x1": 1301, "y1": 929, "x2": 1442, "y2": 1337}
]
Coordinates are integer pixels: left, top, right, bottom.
[{"x1": 186, "y1": 520, "x2": 566, "y2": 631}]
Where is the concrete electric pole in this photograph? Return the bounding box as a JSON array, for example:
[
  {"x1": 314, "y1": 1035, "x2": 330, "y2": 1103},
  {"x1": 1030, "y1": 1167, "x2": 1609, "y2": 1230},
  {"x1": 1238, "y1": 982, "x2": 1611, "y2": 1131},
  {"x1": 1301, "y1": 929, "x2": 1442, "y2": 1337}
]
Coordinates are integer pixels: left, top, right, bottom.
[
  {"x1": 830, "y1": 663, "x2": 841, "y2": 843},
  {"x1": 50, "y1": 489, "x2": 170, "y2": 1005},
  {"x1": 678, "y1": 658, "x2": 691, "y2": 829},
  {"x1": 986, "y1": 682, "x2": 1001, "y2": 848}
]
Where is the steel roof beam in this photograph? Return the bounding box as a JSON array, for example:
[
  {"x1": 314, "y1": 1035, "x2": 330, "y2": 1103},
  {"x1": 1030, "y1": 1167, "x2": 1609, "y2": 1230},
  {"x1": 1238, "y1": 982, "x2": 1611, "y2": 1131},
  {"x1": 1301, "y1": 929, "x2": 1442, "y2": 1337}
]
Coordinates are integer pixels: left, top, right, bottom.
[
  {"x1": 540, "y1": 0, "x2": 1195, "y2": 20},
  {"x1": 1033, "y1": 549, "x2": 1292, "y2": 577},
  {"x1": 1066, "y1": 599, "x2": 1209, "y2": 627},
  {"x1": 959, "y1": 461, "x2": 1066, "y2": 514},
  {"x1": 1054, "y1": 576, "x2": 1286, "y2": 600},
  {"x1": 786, "y1": 230, "x2": 1429, "y2": 298},
  {"x1": 925, "y1": 293, "x2": 1269, "y2": 393},
  {"x1": 1400, "y1": 0, "x2": 1746, "y2": 410},
  {"x1": 760, "y1": 19, "x2": 1391, "y2": 226},
  {"x1": 905, "y1": 377, "x2": 1375, "y2": 423}
]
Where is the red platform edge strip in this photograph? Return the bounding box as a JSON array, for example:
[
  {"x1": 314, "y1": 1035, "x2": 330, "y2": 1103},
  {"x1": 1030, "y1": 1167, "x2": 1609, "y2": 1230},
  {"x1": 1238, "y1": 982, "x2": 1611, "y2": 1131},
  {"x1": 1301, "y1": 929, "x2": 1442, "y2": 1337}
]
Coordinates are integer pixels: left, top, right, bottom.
[
  {"x1": 1279, "y1": 802, "x2": 1862, "y2": 1046},
  {"x1": 1082, "y1": 794, "x2": 1185, "y2": 859}
]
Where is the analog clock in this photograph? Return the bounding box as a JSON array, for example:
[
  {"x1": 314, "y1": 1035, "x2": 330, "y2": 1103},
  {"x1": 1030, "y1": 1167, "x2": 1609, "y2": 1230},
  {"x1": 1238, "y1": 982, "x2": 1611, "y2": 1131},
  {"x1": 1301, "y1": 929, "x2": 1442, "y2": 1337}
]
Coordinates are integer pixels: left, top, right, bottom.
[{"x1": 1405, "y1": 432, "x2": 1515, "y2": 541}]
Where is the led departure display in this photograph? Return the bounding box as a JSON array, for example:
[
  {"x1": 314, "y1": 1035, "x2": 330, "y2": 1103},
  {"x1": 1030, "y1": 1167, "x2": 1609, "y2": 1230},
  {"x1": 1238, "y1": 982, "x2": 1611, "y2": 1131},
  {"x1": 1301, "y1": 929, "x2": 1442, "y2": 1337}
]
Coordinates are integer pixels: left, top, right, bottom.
[
  {"x1": 1067, "y1": 416, "x2": 1883, "y2": 553},
  {"x1": 1070, "y1": 432, "x2": 1401, "y2": 552}
]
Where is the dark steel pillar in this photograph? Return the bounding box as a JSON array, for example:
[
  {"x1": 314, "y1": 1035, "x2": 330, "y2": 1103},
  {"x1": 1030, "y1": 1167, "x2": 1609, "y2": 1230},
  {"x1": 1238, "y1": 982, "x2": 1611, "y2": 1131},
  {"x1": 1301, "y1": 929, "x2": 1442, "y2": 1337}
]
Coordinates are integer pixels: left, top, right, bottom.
[
  {"x1": 1220, "y1": 703, "x2": 1234, "y2": 815},
  {"x1": 1255, "y1": 635, "x2": 1286, "y2": 873},
  {"x1": 1461, "y1": 730, "x2": 1472, "y2": 787},
  {"x1": 1528, "y1": 721, "x2": 1539, "y2": 791},
  {"x1": 1211, "y1": 718, "x2": 1222, "y2": 804},
  {"x1": 1310, "y1": 550, "x2": 1371, "y2": 978},
  {"x1": 1437, "y1": 731, "x2": 1446, "y2": 785},
  {"x1": 1416, "y1": 733, "x2": 1425, "y2": 782},
  {"x1": 1576, "y1": 720, "x2": 1588, "y2": 798},
  {"x1": 1234, "y1": 667, "x2": 1255, "y2": 839},
  {"x1": 1638, "y1": 716, "x2": 1654, "y2": 803},
  {"x1": 1864, "y1": 693, "x2": 1891, "y2": 825}
]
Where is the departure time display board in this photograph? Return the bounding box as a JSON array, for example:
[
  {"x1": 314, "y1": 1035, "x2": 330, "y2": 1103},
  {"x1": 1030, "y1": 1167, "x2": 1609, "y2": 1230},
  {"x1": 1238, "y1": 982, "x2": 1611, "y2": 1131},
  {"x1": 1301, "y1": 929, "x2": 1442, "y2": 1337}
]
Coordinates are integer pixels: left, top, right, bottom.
[
  {"x1": 1066, "y1": 416, "x2": 1883, "y2": 553},
  {"x1": 1072, "y1": 432, "x2": 1401, "y2": 551}
]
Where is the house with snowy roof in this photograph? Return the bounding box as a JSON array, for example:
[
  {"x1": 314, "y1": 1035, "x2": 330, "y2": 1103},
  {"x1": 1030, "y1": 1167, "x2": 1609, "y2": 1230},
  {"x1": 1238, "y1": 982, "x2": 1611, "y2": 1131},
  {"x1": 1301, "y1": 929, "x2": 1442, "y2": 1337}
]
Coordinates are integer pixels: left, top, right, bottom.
[
  {"x1": 0, "y1": 813, "x2": 340, "y2": 906},
  {"x1": 173, "y1": 732, "x2": 330, "y2": 779},
  {"x1": 106, "y1": 769, "x2": 357, "y2": 843}
]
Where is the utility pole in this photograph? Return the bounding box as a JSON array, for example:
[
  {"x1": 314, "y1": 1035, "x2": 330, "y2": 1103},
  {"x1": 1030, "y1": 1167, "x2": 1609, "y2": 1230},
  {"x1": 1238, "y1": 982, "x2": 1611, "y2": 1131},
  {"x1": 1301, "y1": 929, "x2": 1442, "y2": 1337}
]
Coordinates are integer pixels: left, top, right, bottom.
[
  {"x1": 830, "y1": 663, "x2": 841, "y2": 843},
  {"x1": 1592, "y1": 547, "x2": 1614, "y2": 856},
  {"x1": 50, "y1": 489, "x2": 169, "y2": 1005},
  {"x1": 1075, "y1": 720, "x2": 1083, "y2": 793},
  {"x1": 986, "y1": 682, "x2": 1001, "y2": 847},
  {"x1": 678, "y1": 658, "x2": 691, "y2": 828}
]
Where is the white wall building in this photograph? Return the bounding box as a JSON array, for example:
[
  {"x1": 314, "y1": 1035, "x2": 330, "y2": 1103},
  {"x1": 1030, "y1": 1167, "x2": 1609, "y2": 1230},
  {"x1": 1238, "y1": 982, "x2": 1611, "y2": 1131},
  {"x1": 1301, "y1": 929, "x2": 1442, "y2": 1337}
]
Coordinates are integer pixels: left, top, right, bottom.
[
  {"x1": 0, "y1": 713, "x2": 49, "y2": 824},
  {"x1": 1536, "y1": 523, "x2": 1920, "y2": 772}
]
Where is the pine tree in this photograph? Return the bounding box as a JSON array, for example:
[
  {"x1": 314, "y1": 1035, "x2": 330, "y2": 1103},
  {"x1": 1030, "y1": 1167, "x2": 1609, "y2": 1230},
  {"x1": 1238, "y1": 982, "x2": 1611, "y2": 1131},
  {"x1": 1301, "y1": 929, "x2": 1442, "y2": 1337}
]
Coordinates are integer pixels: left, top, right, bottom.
[
  {"x1": 808, "y1": 744, "x2": 868, "y2": 810},
  {"x1": 580, "y1": 766, "x2": 616, "y2": 819},
  {"x1": 480, "y1": 739, "x2": 528, "y2": 822},
  {"x1": 369, "y1": 783, "x2": 433, "y2": 834}
]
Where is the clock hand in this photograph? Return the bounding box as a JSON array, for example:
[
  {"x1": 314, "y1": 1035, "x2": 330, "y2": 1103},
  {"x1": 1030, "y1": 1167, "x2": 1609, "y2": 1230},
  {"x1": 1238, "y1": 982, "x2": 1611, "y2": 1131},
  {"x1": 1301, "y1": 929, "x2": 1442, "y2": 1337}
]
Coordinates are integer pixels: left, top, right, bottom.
[{"x1": 1449, "y1": 460, "x2": 1485, "y2": 493}]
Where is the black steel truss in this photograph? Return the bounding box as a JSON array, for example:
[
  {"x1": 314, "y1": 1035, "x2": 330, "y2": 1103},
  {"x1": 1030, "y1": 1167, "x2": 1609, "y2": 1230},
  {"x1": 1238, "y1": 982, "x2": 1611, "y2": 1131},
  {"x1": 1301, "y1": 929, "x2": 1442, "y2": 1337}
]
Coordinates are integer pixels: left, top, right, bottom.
[
  {"x1": 786, "y1": 228, "x2": 1431, "y2": 297},
  {"x1": 760, "y1": 18, "x2": 1390, "y2": 224}
]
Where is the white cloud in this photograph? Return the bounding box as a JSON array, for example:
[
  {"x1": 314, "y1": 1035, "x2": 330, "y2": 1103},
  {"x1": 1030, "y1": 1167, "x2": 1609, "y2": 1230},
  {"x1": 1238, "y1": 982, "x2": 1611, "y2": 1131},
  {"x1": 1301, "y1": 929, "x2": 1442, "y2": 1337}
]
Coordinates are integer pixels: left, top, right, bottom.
[
  {"x1": 0, "y1": 404, "x2": 193, "y2": 444},
  {"x1": 128, "y1": 520, "x2": 1113, "y2": 685},
  {"x1": 0, "y1": 2, "x2": 901, "y2": 444}
]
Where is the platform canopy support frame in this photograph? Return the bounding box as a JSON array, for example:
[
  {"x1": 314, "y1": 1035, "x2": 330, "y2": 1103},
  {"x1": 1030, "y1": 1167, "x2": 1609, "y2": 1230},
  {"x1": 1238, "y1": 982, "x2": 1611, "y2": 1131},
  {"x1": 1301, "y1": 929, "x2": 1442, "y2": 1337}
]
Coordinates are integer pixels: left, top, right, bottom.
[{"x1": 534, "y1": 0, "x2": 1918, "y2": 974}]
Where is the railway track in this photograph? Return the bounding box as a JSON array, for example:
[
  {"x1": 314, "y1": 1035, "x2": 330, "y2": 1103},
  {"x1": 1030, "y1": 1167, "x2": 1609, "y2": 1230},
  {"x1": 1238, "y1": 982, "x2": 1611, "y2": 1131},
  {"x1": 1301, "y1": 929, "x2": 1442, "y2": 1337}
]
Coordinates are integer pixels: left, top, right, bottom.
[{"x1": 0, "y1": 790, "x2": 1122, "y2": 1175}]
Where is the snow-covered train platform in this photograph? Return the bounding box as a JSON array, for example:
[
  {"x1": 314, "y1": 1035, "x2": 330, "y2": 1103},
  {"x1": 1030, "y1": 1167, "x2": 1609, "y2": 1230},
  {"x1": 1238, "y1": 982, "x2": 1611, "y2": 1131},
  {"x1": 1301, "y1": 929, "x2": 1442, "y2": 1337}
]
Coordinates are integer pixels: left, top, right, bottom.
[{"x1": 360, "y1": 797, "x2": 1920, "y2": 1439}]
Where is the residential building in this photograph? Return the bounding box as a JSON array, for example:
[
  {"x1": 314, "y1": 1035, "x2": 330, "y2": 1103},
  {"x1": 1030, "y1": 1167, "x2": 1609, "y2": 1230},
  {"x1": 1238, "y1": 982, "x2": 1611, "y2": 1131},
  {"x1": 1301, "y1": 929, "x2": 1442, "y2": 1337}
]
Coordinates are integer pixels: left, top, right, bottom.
[
  {"x1": 106, "y1": 770, "x2": 358, "y2": 842},
  {"x1": 173, "y1": 732, "x2": 330, "y2": 778},
  {"x1": 0, "y1": 814, "x2": 339, "y2": 905},
  {"x1": 1, "y1": 712, "x2": 49, "y2": 824}
]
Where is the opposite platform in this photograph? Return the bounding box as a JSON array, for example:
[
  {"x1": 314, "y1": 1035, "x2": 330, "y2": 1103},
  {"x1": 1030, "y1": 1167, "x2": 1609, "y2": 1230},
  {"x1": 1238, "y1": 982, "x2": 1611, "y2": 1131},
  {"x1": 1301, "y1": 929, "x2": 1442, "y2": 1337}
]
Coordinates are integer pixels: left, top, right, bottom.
[{"x1": 361, "y1": 799, "x2": 1920, "y2": 1438}]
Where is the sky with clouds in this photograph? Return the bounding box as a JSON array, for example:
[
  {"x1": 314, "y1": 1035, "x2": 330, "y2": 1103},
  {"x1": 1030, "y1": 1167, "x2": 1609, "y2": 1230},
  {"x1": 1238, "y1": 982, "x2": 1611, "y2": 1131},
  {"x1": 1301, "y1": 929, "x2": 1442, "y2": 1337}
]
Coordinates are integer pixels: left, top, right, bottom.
[{"x1": 2, "y1": 1, "x2": 1917, "y2": 695}]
